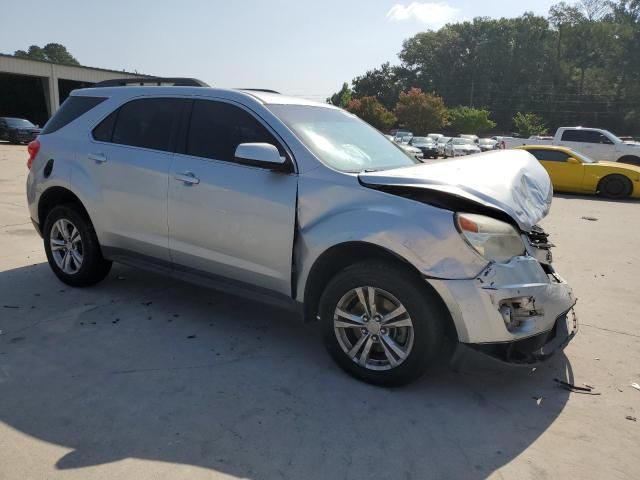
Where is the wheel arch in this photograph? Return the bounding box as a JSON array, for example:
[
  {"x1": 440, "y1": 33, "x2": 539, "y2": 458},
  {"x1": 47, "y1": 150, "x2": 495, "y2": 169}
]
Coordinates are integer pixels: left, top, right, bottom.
[
  {"x1": 302, "y1": 241, "x2": 458, "y2": 341},
  {"x1": 38, "y1": 186, "x2": 92, "y2": 231}
]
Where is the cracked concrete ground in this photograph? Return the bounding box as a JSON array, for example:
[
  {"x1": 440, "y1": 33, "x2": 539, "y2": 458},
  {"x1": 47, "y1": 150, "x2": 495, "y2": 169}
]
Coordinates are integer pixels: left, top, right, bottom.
[{"x1": 0, "y1": 142, "x2": 639, "y2": 479}]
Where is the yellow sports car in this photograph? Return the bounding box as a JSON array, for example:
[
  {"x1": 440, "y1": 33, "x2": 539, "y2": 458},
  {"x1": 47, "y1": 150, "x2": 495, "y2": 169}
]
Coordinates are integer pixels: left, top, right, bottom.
[{"x1": 515, "y1": 145, "x2": 640, "y2": 199}]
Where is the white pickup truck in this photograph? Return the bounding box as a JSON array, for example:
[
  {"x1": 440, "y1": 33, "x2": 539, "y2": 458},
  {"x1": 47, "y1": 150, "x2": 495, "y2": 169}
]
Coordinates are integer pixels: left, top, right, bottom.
[{"x1": 504, "y1": 127, "x2": 640, "y2": 165}]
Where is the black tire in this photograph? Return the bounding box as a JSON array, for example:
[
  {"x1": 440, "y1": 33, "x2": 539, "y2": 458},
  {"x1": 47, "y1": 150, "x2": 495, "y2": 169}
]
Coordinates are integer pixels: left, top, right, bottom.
[
  {"x1": 319, "y1": 260, "x2": 447, "y2": 387},
  {"x1": 598, "y1": 174, "x2": 632, "y2": 199},
  {"x1": 43, "y1": 204, "x2": 112, "y2": 287}
]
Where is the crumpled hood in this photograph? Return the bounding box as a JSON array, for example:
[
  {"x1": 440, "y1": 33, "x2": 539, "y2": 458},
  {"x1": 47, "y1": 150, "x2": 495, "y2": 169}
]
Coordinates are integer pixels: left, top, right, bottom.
[{"x1": 359, "y1": 150, "x2": 553, "y2": 232}]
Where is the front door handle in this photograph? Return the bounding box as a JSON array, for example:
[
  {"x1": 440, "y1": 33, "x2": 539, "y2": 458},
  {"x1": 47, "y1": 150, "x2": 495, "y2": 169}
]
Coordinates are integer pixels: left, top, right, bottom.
[
  {"x1": 88, "y1": 152, "x2": 107, "y2": 163},
  {"x1": 174, "y1": 171, "x2": 200, "y2": 185}
]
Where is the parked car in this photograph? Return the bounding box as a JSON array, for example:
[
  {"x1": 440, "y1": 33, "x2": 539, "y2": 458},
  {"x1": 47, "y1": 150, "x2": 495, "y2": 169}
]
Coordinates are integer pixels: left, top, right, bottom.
[
  {"x1": 516, "y1": 145, "x2": 640, "y2": 199},
  {"x1": 478, "y1": 138, "x2": 498, "y2": 152},
  {"x1": 409, "y1": 136, "x2": 439, "y2": 158},
  {"x1": 444, "y1": 138, "x2": 481, "y2": 157},
  {"x1": 459, "y1": 134, "x2": 479, "y2": 143},
  {"x1": 436, "y1": 136, "x2": 451, "y2": 156},
  {"x1": 0, "y1": 117, "x2": 41, "y2": 144},
  {"x1": 398, "y1": 143, "x2": 424, "y2": 160},
  {"x1": 504, "y1": 127, "x2": 640, "y2": 165},
  {"x1": 390, "y1": 129, "x2": 413, "y2": 139},
  {"x1": 26, "y1": 79, "x2": 576, "y2": 386}
]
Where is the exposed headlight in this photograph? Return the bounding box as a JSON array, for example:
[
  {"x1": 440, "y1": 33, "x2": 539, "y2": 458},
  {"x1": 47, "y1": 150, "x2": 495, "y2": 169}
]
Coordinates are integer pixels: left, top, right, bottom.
[{"x1": 455, "y1": 213, "x2": 525, "y2": 263}]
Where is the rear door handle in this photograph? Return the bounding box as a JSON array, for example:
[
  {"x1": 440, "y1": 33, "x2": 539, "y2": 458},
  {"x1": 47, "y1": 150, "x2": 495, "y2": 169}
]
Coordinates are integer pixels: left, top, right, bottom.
[
  {"x1": 174, "y1": 171, "x2": 200, "y2": 185},
  {"x1": 88, "y1": 152, "x2": 107, "y2": 163}
]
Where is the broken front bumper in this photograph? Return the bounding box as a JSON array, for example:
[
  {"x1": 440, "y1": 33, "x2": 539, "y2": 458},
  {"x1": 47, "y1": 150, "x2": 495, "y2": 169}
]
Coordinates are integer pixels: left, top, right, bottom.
[{"x1": 428, "y1": 256, "x2": 577, "y2": 363}]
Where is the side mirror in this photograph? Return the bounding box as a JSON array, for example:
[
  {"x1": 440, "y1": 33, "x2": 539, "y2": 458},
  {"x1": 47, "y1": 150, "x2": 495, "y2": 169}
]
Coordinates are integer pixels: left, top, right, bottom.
[
  {"x1": 567, "y1": 157, "x2": 580, "y2": 165},
  {"x1": 234, "y1": 143, "x2": 286, "y2": 169}
]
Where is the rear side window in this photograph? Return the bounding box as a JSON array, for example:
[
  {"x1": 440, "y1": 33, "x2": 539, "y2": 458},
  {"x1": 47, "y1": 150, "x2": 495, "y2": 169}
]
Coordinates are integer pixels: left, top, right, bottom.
[
  {"x1": 561, "y1": 129, "x2": 604, "y2": 143},
  {"x1": 92, "y1": 110, "x2": 118, "y2": 142},
  {"x1": 110, "y1": 98, "x2": 183, "y2": 151},
  {"x1": 42, "y1": 96, "x2": 107, "y2": 134},
  {"x1": 186, "y1": 100, "x2": 285, "y2": 163},
  {"x1": 528, "y1": 149, "x2": 570, "y2": 162}
]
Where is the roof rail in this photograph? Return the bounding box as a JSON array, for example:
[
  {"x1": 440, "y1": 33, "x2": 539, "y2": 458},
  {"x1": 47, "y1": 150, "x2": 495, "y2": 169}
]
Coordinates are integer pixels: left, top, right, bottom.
[
  {"x1": 93, "y1": 77, "x2": 210, "y2": 88},
  {"x1": 238, "y1": 88, "x2": 281, "y2": 94}
]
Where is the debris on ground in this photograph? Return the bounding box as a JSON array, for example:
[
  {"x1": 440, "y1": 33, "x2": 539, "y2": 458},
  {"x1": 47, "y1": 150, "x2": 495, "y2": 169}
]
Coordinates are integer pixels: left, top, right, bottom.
[
  {"x1": 581, "y1": 216, "x2": 599, "y2": 221},
  {"x1": 625, "y1": 416, "x2": 637, "y2": 422},
  {"x1": 116, "y1": 276, "x2": 125, "y2": 280},
  {"x1": 532, "y1": 396, "x2": 543, "y2": 405},
  {"x1": 187, "y1": 335, "x2": 196, "y2": 339},
  {"x1": 2, "y1": 305, "x2": 19, "y2": 309},
  {"x1": 554, "y1": 378, "x2": 601, "y2": 395},
  {"x1": 631, "y1": 383, "x2": 640, "y2": 392},
  {"x1": 112, "y1": 318, "x2": 120, "y2": 324},
  {"x1": 142, "y1": 301, "x2": 153, "y2": 306}
]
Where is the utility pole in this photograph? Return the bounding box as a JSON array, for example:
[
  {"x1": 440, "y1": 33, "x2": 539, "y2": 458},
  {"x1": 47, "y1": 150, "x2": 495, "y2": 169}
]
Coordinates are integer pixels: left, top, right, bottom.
[{"x1": 469, "y1": 76, "x2": 475, "y2": 108}]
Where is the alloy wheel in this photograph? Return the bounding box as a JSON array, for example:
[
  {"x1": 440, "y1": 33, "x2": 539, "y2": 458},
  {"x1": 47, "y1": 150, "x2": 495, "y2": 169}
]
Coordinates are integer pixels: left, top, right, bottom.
[
  {"x1": 333, "y1": 286, "x2": 415, "y2": 371},
  {"x1": 50, "y1": 218, "x2": 84, "y2": 274}
]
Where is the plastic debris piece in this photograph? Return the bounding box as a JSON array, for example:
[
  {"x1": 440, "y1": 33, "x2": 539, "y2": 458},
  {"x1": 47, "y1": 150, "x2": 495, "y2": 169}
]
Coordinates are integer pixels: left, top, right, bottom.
[
  {"x1": 625, "y1": 416, "x2": 637, "y2": 422},
  {"x1": 554, "y1": 378, "x2": 601, "y2": 395},
  {"x1": 631, "y1": 383, "x2": 640, "y2": 392}
]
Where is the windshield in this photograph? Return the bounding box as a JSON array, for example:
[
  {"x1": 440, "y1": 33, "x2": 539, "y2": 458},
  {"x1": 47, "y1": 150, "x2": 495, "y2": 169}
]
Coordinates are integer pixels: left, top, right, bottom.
[
  {"x1": 412, "y1": 137, "x2": 432, "y2": 144},
  {"x1": 452, "y1": 138, "x2": 475, "y2": 145},
  {"x1": 438, "y1": 137, "x2": 451, "y2": 144},
  {"x1": 269, "y1": 105, "x2": 420, "y2": 172},
  {"x1": 5, "y1": 118, "x2": 35, "y2": 128},
  {"x1": 602, "y1": 130, "x2": 622, "y2": 143},
  {"x1": 478, "y1": 139, "x2": 495, "y2": 145}
]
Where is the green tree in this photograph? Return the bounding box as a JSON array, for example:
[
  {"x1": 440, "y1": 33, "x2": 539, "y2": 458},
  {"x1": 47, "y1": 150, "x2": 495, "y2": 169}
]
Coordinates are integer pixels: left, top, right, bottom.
[
  {"x1": 327, "y1": 82, "x2": 352, "y2": 107},
  {"x1": 394, "y1": 88, "x2": 447, "y2": 134},
  {"x1": 448, "y1": 106, "x2": 496, "y2": 134},
  {"x1": 346, "y1": 96, "x2": 397, "y2": 131},
  {"x1": 351, "y1": 63, "x2": 407, "y2": 110},
  {"x1": 513, "y1": 112, "x2": 547, "y2": 137},
  {"x1": 333, "y1": 1, "x2": 640, "y2": 133},
  {"x1": 14, "y1": 43, "x2": 80, "y2": 65}
]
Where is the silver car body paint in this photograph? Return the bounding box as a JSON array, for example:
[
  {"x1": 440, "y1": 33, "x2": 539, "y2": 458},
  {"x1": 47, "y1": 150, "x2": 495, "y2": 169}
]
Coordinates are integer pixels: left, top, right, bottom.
[{"x1": 27, "y1": 86, "x2": 574, "y2": 348}]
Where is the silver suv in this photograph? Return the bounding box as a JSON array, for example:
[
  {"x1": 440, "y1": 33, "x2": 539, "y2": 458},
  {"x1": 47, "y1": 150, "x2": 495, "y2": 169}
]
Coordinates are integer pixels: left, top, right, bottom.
[{"x1": 26, "y1": 78, "x2": 577, "y2": 386}]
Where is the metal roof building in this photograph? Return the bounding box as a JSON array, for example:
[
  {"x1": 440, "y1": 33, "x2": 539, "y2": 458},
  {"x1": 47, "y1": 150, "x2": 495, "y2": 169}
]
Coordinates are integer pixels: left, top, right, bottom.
[{"x1": 0, "y1": 54, "x2": 149, "y2": 125}]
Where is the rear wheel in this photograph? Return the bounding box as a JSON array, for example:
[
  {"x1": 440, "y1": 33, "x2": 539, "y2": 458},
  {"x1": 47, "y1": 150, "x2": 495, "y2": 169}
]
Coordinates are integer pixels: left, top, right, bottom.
[
  {"x1": 43, "y1": 205, "x2": 112, "y2": 287},
  {"x1": 598, "y1": 174, "x2": 632, "y2": 199},
  {"x1": 319, "y1": 260, "x2": 446, "y2": 387},
  {"x1": 618, "y1": 155, "x2": 640, "y2": 166}
]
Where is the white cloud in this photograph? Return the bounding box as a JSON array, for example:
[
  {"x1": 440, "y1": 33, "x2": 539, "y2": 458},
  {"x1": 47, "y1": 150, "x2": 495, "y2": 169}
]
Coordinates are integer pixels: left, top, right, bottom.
[{"x1": 386, "y1": 2, "x2": 460, "y2": 28}]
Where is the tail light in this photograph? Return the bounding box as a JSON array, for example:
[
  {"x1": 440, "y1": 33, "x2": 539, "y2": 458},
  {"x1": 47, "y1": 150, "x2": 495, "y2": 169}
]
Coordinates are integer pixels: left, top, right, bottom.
[{"x1": 27, "y1": 139, "x2": 40, "y2": 169}]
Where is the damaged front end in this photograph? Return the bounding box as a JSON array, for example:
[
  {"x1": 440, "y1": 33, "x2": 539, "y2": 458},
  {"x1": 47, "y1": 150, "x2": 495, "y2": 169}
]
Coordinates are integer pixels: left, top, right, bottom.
[{"x1": 359, "y1": 151, "x2": 578, "y2": 364}]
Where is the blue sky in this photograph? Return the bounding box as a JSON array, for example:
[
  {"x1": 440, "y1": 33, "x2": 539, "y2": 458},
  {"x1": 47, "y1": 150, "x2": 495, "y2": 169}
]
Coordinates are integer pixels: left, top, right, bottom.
[{"x1": 1, "y1": 0, "x2": 564, "y2": 100}]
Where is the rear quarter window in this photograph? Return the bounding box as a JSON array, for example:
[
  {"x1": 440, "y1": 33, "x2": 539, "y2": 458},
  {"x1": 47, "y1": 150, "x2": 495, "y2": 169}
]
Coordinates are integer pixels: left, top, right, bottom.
[{"x1": 41, "y1": 96, "x2": 107, "y2": 134}]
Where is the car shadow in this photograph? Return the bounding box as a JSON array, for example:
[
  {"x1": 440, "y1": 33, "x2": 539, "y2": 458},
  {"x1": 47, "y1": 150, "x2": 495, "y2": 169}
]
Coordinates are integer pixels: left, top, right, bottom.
[
  {"x1": 554, "y1": 192, "x2": 639, "y2": 203},
  {"x1": 0, "y1": 262, "x2": 573, "y2": 479}
]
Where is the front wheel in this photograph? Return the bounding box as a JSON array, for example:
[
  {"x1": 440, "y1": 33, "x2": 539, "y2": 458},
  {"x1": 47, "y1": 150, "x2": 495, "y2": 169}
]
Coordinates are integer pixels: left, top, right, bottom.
[
  {"x1": 43, "y1": 205, "x2": 112, "y2": 287},
  {"x1": 319, "y1": 261, "x2": 447, "y2": 386},
  {"x1": 598, "y1": 174, "x2": 632, "y2": 199}
]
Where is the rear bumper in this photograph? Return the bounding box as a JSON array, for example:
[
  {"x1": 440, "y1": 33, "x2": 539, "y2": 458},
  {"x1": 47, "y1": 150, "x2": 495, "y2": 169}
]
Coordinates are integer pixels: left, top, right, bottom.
[{"x1": 428, "y1": 256, "x2": 577, "y2": 361}]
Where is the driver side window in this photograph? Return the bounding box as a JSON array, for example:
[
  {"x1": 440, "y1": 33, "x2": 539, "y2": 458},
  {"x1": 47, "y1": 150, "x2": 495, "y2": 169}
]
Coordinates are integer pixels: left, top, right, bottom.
[
  {"x1": 529, "y1": 149, "x2": 570, "y2": 162},
  {"x1": 186, "y1": 100, "x2": 287, "y2": 165}
]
